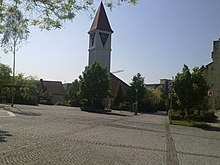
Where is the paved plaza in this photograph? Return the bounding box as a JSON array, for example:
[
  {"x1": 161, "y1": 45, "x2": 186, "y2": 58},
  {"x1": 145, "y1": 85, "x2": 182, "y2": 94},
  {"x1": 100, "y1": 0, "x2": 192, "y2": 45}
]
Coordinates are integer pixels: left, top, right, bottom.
[{"x1": 0, "y1": 104, "x2": 220, "y2": 164}]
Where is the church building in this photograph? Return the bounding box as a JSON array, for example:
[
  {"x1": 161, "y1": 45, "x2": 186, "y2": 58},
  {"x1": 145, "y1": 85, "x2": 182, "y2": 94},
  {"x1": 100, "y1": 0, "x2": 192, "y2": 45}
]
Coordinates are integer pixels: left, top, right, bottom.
[
  {"x1": 88, "y1": 2, "x2": 130, "y2": 97},
  {"x1": 202, "y1": 39, "x2": 220, "y2": 110}
]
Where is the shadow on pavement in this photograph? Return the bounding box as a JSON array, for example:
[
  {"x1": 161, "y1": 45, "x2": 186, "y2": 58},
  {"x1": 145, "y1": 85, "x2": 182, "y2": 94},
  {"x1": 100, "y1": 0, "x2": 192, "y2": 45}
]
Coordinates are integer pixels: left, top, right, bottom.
[
  {"x1": 0, "y1": 130, "x2": 12, "y2": 143},
  {"x1": 84, "y1": 110, "x2": 131, "y2": 117},
  {"x1": 13, "y1": 111, "x2": 41, "y2": 116},
  {"x1": 152, "y1": 111, "x2": 167, "y2": 116},
  {"x1": 102, "y1": 112, "x2": 131, "y2": 117},
  {"x1": 140, "y1": 111, "x2": 167, "y2": 116},
  {"x1": 201, "y1": 126, "x2": 220, "y2": 132}
]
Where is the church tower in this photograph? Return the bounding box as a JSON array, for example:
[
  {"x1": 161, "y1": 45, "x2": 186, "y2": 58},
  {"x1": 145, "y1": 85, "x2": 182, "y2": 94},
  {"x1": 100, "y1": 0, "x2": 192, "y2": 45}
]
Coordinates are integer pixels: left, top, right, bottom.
[{"x1": 88, "y1": 2, "x2": 113, "y2": 75}]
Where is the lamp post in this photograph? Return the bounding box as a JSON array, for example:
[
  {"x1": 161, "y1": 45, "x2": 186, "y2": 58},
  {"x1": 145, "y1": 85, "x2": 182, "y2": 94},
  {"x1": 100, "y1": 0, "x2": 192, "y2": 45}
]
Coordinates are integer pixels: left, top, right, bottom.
[
  {"x1": 169, "y1": 84, "x2": 173, "y2": 123},
  {"x1": 135, "y1": 89, "x2": 138, "y2": 115}
]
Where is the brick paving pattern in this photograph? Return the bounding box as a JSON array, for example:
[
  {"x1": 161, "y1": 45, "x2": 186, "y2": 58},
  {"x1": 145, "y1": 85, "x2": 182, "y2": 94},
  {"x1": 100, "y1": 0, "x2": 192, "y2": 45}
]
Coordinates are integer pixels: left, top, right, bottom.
[
  {"x1": 0, "y1": 105, "x2": 166, "y2": 164},
  {"x1": 0, "y1": 104, "x2": 220, "y2": 164}
]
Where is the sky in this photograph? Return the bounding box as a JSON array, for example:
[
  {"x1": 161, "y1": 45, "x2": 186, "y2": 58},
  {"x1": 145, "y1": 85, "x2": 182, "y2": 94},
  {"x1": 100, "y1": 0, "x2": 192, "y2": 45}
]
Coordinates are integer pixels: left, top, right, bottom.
[{"x1": 1, "y1": 0, "x2": 220, "y2": 84}]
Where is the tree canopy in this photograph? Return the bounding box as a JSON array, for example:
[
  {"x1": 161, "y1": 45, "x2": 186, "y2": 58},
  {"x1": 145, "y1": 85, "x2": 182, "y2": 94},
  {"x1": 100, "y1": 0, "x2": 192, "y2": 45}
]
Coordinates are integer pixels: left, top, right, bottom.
[
  {"x1": 0, "y1": 64, "x2": 38, "y2": 105},
  {"x1": 0, "y1": 0, "x2": 137, "y2": 31},
  {"x1": 13, "y1": 74, "x2": 38, "y2": 105},
  {"x1": 0, "y1": 63, "x2": 11, "y2": 102},
  {"x1": 79, "y1": 61, "x2": 110, "y2": 108},
  {"x1": 173, "y1": 65, "x2": 193, "y2": 110},
  {"x1": 129, "y1": 73, "x2": 145, "y2": 103},
  {"x1": 144, "y1": 87, "x2": 163, "y2": 110},
  {"x1": 1, "y1": 6, "x2": 30, "y2": 106},
  {"x1": 0, "y1": 63, "x2": 11, "y2": 84},
  {"x1": 172, "y1": 64, "x2": 209, "y2": 121},
  {"x1": 66, "y1": 79, "x2": 81, "y2": 107},
  {"x1": 1, "y1": 6, "x2": 29, "y2": 53}
]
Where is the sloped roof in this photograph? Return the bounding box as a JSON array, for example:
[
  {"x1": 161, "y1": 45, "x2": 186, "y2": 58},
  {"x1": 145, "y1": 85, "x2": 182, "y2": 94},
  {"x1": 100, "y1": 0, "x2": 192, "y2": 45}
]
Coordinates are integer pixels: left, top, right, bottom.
[
  {"x1": 89, "y1": 2, "x2": 113, "y2": 33},
  {"x1": 39, "y1": 80, "x2": 66, "y2": 95},
  {"x1": 206, "y1": 62, "x2": 213, "y2": 68},
  {"x1": 110, "y1": 73, "x2": 130, "y2": 97}
]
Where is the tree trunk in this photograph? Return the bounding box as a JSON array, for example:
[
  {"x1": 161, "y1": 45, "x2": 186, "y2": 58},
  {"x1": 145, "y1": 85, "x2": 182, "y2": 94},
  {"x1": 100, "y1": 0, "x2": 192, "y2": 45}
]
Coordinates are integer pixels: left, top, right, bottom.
[{"x1": 11, "y1": 44, "x2": 16, "y2": 107}]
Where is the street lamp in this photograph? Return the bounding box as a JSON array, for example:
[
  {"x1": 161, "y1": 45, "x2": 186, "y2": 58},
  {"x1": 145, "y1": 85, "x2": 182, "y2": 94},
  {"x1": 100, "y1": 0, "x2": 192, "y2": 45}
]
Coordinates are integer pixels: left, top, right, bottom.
[
  {"x1": 135, "y1": 89, "x2": 138, "y2": 115},
  {"x1": 169, "y1": 83, "x2": 173, "y2": 123}
]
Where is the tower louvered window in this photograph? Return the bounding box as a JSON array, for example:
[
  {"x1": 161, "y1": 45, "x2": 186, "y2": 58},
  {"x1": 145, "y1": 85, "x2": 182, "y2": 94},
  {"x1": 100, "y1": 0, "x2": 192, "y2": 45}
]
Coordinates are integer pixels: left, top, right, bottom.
[
  {"x1": 99, "y1": 32, "x2": 109, "y2": 47},
  {"x1": 90, "y1": 33, "x2": 95, "y2": 46}
]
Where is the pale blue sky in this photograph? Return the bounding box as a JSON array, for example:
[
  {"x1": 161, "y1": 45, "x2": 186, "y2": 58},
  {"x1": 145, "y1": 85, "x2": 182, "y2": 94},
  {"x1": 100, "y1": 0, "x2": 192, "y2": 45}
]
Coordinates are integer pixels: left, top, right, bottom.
[{"x1": 1, "y1": 0, "x2": 220, "y2": 84}]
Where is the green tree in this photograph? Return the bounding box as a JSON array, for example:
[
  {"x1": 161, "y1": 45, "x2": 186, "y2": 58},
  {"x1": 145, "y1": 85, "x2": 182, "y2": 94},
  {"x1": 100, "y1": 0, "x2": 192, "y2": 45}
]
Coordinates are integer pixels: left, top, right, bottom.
[
  {"x1": 191, "y1": 67, "x2": 209, "y2": 114},
  {"x1": 156, "y1": 85, "x2": 167, "y2": 111},
  {"x1": 0, "y1": 0, "x2": 137, "y2": 31},
  {"x1": 67, "y1": 79, "x2": 81, "y2": 107},
  {"x1": 144, "y1": 87, "x2": 163, "y2": 112},
  {"x1": 129, "y1": 73, "x2": 145, "y2": 112},
  {"x1": 172, "y1": 64, "x2": 209, "y2": 122},
  {"x1": 0, "y1": 63, "x2": 11, "y2": 102},
  {"x1": 1, "y1": 5, "x2": 29, "y2": 107},
  {"x1": 79, "y1": 62, "x2": 110, "y2": 109},
  {"x1": 14, "y1": 74, "x2": 38, "y2": 105},
  {"x1": 0, "y1": 63, "x2": 11, "y2": 85},
  {"x1": 173, "y1": 65, "x2": 193, "y2": 122}
]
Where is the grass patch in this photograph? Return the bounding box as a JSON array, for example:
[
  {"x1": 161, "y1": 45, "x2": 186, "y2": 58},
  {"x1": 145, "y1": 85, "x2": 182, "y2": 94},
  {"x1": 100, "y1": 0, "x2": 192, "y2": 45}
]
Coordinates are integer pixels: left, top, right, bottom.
[{"x1": 170, "y1": 120, "x2": 210, "y2": 128}]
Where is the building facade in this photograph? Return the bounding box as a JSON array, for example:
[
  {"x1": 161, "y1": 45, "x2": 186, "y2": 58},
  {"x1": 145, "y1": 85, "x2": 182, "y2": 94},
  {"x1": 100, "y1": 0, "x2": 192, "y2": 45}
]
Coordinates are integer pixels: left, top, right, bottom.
[
  {"x1": 38, "y1": 79, "x2": 66, "y2": 105},
  {"x1": 202, "y1": 39, "x2": 220, "y2": 110},
  {"x1": 146, "y1": 79, "x2": 171, "y2": 95}
]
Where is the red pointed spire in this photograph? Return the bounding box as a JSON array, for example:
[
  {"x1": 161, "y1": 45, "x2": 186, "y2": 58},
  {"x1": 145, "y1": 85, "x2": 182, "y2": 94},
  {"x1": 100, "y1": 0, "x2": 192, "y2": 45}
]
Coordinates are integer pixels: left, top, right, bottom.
[{"x1": 89, "y1": 2, "x2": 113, "y2": 33}]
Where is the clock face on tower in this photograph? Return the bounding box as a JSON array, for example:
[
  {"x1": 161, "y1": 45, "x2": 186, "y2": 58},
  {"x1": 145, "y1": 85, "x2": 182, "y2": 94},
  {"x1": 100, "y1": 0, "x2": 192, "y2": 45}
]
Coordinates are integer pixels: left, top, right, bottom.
[
  {"x1": 99, "y1": 32, "x2": 109, "y2": 47},
  {"x1": 90, "y1": 33, "x2": 95, "y2": 46}
]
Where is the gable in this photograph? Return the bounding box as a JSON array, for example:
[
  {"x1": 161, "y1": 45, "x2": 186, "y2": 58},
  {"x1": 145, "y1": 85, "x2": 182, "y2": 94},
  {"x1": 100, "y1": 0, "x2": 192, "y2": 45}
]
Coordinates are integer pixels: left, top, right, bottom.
[{"x1": 110, "y1": 73, "x2": 130, "y2": 97}]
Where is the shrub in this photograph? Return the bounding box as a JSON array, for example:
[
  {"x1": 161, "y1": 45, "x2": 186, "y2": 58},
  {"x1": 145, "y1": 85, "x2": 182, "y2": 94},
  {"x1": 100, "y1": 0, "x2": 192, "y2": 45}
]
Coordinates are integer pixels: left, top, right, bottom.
[
  {"x1": 186, "y1": 110, "x2": 217, "y2": 122},
  {"x1": 119, "y1": 102, "x2": 130, "y2": 111},
  {"x1": 70, "y1": 100, "x2": 81, "y2": 107},
  {"x1": 110, "y1": 102, "x2": 131, "y2": 111},
  {"x1": 141, "y1": 102, "x2": 155, "y2": 113},
  {"x1": 198, "y1": 110, "x2": 217, "y2": 122},
  {"x1": 169, "y1": 110, "x2": 182, "y2": 120},
  {"x1": 172, "y1": 109, "x2": 218, "y2": 123}
]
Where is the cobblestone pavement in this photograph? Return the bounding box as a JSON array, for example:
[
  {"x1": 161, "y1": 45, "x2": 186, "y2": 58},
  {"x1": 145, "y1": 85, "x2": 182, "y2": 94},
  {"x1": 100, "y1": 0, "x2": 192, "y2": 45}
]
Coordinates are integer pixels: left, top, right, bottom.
[
  {"x1": 170, "y1": 110, "x2": 220, "y2": 165},
  {"x1": 0, "y1": 104, "x2": 219, "y2": 164}
]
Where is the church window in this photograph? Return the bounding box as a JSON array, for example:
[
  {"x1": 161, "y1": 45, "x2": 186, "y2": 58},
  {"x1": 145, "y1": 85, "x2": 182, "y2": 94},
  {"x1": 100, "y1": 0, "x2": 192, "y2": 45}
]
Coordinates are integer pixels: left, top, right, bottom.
[
  {"x1": 90, "y1": 33, "x2": 95, "y2": 46},
  {"x1": 99, "y1": 32, "x2": 109, "y2": 47}
]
